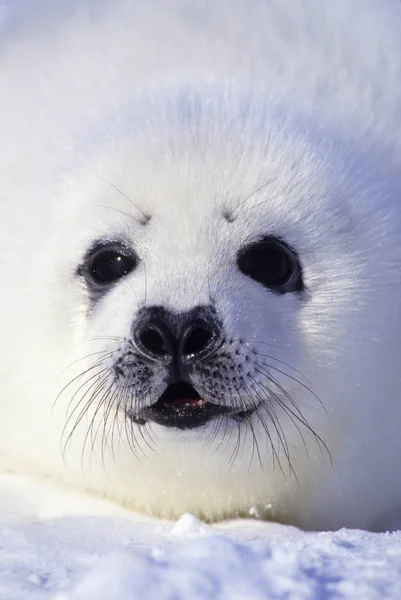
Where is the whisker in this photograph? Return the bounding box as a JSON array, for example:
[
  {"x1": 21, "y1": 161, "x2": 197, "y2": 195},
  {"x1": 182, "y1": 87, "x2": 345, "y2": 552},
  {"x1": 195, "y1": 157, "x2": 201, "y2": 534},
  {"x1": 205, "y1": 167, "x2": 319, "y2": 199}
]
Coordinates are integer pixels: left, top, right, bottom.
[
  {"x1": 84, "y1": 377, "x2": 117, "y2": 464},
  {"x1": 254, "y1": 365, "x2": 331, "y2": 462},
  {"x1": 240, "y1": 342, "x2": 312, "y2": 384},
  {"x1": 62, "y1": 369, "x2": 111, "y2": 460},
  {"x1": 259, "y1": 360, "x2": 326, "y2": 411},
  {"x1": 62, "y1": 365, "x2": 110, "y2": 419},
  {"x1": 53, "y1": 359, "x2": 110, "y2": 413},
  {"x1": 95, "y1": 174, "x2": 150, "y2": 224},
  {"x1": 238, "y1": 375, "x2": 283, "y2": 474},
  {"x1": 248, "y1": 375, "x2": 292, "y2": 468},
  {"x1": 62, "y1": 349, "x2": 118, "y2": 373},
  {"x1": 230, "y1": 178, "x2": 277, "y2": 220}
]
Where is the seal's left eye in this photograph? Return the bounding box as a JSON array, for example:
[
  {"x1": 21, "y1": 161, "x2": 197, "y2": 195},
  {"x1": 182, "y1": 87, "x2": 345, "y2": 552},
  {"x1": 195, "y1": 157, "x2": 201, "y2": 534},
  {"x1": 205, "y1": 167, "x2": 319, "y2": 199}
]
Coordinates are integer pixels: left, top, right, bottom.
[
  {"x1": 84, "y1": 245, "x2": 138, "y2": 287},
  {"x1": 237, "y1": 237, "x2": 303, "y2": 294}
]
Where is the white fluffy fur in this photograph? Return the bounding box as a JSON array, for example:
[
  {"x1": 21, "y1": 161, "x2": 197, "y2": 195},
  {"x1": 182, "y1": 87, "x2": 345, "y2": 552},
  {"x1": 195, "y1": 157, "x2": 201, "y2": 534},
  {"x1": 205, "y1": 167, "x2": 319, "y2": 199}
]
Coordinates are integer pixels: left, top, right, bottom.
[{"x1": 1, "y1": 0, "x2": 401, "y2": 531}]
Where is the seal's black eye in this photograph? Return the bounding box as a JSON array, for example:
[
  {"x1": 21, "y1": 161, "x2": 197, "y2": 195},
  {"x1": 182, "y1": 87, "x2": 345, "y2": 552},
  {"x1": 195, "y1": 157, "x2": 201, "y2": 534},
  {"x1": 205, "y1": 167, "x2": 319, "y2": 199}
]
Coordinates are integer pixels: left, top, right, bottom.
[
  {"x1": 237, "y1": 237, "x2": 303, "y2": 293},
  {"x1": 83, "y1": 244, "x2": 138, "y2": 288}
]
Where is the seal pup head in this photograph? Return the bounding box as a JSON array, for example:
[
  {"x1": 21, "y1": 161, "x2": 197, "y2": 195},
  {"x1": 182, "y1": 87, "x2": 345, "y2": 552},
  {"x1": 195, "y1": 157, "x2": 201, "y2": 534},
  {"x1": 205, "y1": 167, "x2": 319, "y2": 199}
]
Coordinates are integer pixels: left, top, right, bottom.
[{"x1": 2, "y1": 87, "x2": 401, "y2": 530}]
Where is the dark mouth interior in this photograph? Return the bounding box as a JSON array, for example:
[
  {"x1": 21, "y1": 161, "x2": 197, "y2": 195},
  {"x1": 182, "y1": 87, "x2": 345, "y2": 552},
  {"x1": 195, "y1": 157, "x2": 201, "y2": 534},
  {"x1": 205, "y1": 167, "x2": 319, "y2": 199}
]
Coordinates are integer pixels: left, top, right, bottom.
[
  {"x1": 156, "y1": 381, "x2": 203, "y2": 407},
  {"x1": 129, "y1": 381, "x2": 258, "y2": 430},
  {"x1": 142, "y1": 380, "x2": 229, "y2": 430}
]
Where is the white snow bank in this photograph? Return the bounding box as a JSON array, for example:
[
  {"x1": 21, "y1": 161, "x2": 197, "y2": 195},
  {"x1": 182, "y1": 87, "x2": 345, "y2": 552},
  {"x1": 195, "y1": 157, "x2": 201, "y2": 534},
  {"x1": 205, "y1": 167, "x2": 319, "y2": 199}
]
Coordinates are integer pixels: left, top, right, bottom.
[{"x1": 0, "y1": 473, "x2": 400, "y2": 599}]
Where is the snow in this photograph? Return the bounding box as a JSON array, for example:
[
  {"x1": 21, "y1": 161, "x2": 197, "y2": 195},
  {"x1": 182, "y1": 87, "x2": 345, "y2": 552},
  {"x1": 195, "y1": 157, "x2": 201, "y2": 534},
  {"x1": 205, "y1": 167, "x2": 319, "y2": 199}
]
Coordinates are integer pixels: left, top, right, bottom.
[{"x1": 0, "y1": 473, "x2": 400, "y2": 599}]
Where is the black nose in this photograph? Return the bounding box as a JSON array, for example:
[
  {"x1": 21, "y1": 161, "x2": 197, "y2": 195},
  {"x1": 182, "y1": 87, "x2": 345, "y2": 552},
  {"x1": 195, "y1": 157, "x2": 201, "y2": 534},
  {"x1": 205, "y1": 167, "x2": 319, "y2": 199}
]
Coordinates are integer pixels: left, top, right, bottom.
[{"x1": 134, "y1": 306, "x2": 221, "y2": 363}]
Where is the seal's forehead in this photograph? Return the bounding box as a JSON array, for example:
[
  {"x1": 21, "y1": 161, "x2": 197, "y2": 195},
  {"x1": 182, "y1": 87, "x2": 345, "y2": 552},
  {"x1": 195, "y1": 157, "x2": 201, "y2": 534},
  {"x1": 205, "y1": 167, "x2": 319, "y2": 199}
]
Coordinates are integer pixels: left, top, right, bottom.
[
  {"x1": 71, "y1": 83, "x2": 367, "y2": 248},
  {"x1": 81, "y1": 143, "x2": 352, "y2": 245},
  {"x1": 70, "y1": 97, "x2": 363, "y2": 257}
]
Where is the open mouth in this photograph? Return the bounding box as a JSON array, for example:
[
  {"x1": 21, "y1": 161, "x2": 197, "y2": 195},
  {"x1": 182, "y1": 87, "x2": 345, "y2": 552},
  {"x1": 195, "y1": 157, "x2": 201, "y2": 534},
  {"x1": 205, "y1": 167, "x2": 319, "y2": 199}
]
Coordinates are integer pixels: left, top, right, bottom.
[
  {"x1": 139, "y1": 381, "x2": 231, "y2": 430},
  {"x1": 126, "y1": 381, "x2": 259, "y2": 430}
]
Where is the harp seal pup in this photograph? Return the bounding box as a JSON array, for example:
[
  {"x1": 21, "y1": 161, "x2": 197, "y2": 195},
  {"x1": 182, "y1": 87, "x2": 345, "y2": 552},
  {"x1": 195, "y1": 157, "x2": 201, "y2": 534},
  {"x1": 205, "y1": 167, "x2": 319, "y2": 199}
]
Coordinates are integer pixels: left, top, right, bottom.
[{"x1": 0, "y1": 0, "x2": 401, "y2": 531}]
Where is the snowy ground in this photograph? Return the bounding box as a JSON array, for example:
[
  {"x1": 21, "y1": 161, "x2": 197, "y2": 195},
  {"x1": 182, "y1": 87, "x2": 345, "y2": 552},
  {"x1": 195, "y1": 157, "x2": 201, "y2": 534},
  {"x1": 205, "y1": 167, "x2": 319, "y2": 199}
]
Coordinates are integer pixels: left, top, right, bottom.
[{"x1": 0, "y1": 473, "x2": 400, "y2": 599}]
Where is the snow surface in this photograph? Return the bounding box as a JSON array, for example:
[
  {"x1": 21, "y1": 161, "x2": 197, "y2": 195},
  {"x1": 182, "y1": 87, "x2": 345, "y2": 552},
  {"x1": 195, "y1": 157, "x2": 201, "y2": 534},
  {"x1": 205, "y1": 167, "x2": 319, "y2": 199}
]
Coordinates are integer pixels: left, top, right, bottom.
[{"x1": 0, "y1": 473, "x2": 400, "y2": 599}]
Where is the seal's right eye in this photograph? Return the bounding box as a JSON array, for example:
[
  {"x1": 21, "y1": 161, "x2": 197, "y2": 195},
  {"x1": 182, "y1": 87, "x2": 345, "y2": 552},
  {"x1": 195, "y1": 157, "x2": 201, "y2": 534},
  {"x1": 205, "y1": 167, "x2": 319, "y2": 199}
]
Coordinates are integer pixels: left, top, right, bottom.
[{"x1": 82, "y1": 243, "x2": 138, "y2": 288}]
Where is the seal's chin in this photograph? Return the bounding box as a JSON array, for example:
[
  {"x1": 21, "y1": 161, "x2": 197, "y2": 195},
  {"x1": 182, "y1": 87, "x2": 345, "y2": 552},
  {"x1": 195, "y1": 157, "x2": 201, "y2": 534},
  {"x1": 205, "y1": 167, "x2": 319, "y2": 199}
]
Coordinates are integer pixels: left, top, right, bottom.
[{"x1": 127, "y1": 381, "x2": 257, "y2": 430}]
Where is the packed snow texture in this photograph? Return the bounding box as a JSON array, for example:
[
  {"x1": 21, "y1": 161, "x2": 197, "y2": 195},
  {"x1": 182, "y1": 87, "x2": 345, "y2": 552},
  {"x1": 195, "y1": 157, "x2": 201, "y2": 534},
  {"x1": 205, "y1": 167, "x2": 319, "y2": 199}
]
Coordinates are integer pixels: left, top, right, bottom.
[{"x1": 0, "y1": 473, "x2": 400, "y2": 600}]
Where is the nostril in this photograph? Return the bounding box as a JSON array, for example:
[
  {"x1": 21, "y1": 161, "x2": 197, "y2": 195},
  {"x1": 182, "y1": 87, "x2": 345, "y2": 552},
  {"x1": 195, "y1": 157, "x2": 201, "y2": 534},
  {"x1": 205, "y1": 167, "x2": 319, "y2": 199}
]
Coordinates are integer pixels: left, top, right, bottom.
[
  {"x1": 139, "y1": 326, "x2": 170, "y2": 356},
  {"x1": 134, "y1": 306, "x2": 221, "y2": 362},
  {"x1": 182, "y1": 323, "x2": 214, "y2": 357}
]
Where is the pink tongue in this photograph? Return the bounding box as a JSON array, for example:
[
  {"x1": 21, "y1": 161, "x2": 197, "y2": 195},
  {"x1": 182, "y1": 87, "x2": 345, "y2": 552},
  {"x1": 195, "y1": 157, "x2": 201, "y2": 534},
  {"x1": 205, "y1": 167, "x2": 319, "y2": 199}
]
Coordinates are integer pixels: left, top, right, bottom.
[{"x1": 169, "y1": 397, "x2": 206, "y2": 408}]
